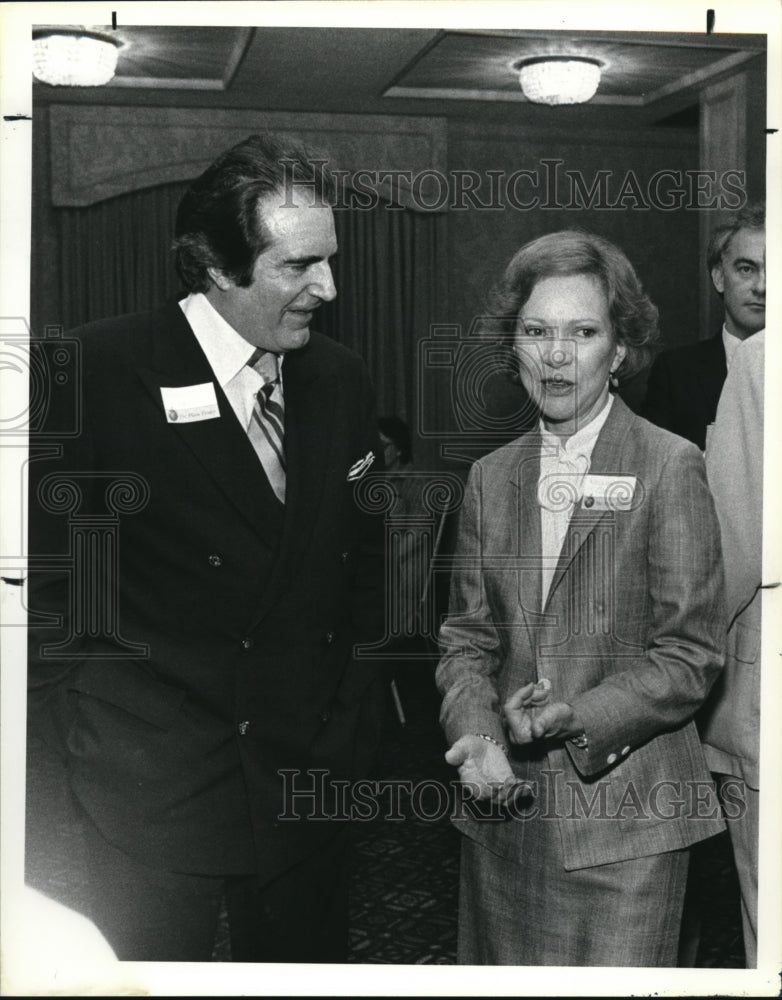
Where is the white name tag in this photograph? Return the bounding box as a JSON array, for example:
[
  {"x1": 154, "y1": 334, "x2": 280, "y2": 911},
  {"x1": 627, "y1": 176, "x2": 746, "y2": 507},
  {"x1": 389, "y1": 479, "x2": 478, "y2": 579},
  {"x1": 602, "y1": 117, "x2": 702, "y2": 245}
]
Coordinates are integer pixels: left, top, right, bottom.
[
  {"x1": 160, "y1": 383, "x2": 220, "y2": 423},
  {"x1": 580, "y1": 474, "x2": 638, "y2": 511}
]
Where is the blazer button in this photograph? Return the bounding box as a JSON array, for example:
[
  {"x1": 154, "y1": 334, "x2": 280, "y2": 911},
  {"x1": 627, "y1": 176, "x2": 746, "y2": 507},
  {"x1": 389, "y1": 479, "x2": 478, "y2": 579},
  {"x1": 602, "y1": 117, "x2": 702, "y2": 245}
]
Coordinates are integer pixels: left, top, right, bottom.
[
  {"x1": 325, "y1": 631, "x2": 335, "y2": 643},
  {"x1": 238, "y1": 720, "x2": 250, "y2": 736},
  {"x1": 606, "y1": 752, "x2": 618, "y2": 765},
  {"x1": 209, "y1": 554, "x2": 222, "y2": 567},
  {"x1": 241, "y1": 637, "x2": 253, "y2": 650},
  {"x1": 621, "y1": 745, "x2": 631, "y2": 756}
]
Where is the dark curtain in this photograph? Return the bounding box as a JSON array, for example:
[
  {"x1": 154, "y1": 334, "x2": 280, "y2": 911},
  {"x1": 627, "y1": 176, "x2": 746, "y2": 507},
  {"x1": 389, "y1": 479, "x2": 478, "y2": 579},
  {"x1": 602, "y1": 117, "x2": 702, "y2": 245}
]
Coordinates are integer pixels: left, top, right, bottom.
[{"x1": 56, "y1": 184, "x2": 445, "y2": 428}]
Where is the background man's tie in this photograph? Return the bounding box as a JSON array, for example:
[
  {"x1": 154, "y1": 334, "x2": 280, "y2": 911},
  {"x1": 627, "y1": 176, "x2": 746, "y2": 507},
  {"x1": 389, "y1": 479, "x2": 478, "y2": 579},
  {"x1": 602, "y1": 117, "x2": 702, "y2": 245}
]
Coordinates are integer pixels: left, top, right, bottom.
[{"x1": 247, "y1": 349, "x2": 286, "y2": 503}]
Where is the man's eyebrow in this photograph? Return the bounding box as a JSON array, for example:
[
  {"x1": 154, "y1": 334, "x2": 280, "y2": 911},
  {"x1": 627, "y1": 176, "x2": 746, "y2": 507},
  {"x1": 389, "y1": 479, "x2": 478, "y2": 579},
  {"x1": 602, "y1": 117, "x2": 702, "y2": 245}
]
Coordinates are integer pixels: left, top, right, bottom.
[
  {"x1": 731, "y1": 256, "x2": 762, "y2": 267},
  {"x1": 283, "y1": 251, "x2": 339, "y2": 266}
]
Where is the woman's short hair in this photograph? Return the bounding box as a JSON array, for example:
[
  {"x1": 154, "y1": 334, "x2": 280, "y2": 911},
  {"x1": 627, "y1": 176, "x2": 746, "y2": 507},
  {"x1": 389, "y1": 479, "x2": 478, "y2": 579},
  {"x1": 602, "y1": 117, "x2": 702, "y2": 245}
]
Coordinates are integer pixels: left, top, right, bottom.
[
  {"x1": 173, "y1": 133, "x2": 336, "y2": 293},
  {"x1": 487, "y1": 230, "x2": 660, "y2": 382}
]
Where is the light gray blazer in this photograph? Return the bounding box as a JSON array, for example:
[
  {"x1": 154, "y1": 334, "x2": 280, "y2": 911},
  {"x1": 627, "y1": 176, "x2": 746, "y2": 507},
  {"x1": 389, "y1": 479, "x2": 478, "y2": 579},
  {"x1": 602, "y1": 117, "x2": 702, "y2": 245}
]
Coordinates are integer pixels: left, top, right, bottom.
[
  {"x1": 437, "y1": 397, "x2": 727, "y2": 870},
  {"x1": 702, "y1": 331, "x2": 764, "y2": 790}
]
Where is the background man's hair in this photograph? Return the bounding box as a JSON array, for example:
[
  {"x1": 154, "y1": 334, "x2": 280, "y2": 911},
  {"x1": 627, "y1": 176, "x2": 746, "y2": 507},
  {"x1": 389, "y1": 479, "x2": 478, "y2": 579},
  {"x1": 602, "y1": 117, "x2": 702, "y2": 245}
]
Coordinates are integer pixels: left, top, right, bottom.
[
  {"x1": 378, "y1": 415, "x2": 413, "y2": 465},
  {"x1": 706, "y1": 201, "x2": 765, "y2": 275},
  {"x1": 173, "y1": 133, "x2": 336, "y2": 293}
]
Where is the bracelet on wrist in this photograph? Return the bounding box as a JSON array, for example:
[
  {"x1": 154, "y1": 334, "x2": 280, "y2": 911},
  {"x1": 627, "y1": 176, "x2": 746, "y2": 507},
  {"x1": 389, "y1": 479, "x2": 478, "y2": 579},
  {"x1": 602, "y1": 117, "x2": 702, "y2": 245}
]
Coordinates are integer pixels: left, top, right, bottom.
[
  {"x1": 569, "y1": 731, "x2": 589, "y2": 750},
  {"x1": 474, "y1": 733, "x2": 509, "y2": 756}
]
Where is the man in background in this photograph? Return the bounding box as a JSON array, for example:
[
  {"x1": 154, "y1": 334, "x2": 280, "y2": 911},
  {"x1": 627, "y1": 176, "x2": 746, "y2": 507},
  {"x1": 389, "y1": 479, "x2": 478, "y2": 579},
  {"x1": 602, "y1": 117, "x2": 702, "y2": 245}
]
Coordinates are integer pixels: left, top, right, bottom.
[
  {"x1": 642, "y1": 203, "x2": 765, "y2": 449},
  {"x1": 27, "y1": 133, "x2": 385, "y2": 963},
  {"x1": 701, "y1": 329, "x2": 765, "y2": 967}
]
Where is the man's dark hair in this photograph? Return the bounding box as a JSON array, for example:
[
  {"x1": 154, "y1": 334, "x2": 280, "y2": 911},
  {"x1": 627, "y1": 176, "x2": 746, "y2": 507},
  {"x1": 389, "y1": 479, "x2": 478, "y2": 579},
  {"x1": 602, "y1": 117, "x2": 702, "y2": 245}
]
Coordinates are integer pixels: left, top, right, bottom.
[
  {"x1": 378, "y1": 415, "x2": 413, "y2": 466},
  {"x1": 706, "y1": 201, "x2": 765, "y2": 275},
  {"x1": 173, "y1": 133, "x2": 336, "y2": 293}
]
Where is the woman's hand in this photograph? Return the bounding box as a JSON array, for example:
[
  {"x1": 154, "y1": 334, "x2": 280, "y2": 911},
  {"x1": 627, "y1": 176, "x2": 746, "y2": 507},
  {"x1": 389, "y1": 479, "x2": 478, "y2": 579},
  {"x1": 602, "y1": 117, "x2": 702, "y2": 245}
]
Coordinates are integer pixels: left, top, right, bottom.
[
  {"x1": 504, "y1": 679, "x2": 584, "y2": 744},
  {"x1": 445, "y1": 735, "x2": 519, "y2": 804}
]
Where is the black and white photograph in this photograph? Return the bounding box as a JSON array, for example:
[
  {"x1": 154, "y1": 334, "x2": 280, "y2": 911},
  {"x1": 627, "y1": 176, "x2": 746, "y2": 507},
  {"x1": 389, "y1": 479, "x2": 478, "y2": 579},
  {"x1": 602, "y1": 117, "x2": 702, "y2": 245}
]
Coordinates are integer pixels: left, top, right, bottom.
[{"x1": 1, "y1": 1, "x2": 780, "y2": 995}]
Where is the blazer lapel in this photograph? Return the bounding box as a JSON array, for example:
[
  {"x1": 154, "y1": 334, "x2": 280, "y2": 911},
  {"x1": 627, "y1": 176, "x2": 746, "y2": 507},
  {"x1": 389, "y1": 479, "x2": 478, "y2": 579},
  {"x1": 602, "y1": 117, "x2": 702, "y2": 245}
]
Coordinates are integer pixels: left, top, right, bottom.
[
  {"x1": 501, "y1": 436, "x2": 544, "y2": 657},
  {"x1": 544, "y1": 397, "x2": 635, "y2": 610},
  {"x1": 135, "y1": 302, "x2": 284, "y2": 551}
]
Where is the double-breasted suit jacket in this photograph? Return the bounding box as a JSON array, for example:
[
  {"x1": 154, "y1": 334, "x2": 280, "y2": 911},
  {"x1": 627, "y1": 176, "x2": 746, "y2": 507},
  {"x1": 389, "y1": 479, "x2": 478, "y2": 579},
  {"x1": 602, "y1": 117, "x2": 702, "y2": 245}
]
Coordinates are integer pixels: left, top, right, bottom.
[
  {"x1": 437, "y1": 398, "x2": 727, "y2": 870},
  {"x1": 27, "y1": 300, "x2": 385, "y2": 882}
]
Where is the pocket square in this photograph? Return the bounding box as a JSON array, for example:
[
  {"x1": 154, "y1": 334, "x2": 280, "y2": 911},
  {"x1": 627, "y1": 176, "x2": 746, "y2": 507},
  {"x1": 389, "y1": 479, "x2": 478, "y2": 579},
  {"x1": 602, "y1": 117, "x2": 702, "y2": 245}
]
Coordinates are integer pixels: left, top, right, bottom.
[{"x1": 347, "y1": 451, "x2": 375, "y2": 481}]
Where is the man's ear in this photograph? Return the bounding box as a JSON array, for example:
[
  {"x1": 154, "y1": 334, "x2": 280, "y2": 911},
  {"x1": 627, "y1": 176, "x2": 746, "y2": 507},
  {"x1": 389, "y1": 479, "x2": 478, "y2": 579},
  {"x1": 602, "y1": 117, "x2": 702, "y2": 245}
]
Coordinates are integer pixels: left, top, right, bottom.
[
  {"x1": 710, "y1": 264, "x2": 725, "y2": 296},
  {"x1": 207, "y1": 267, "x2": 233, "y2": 292}
]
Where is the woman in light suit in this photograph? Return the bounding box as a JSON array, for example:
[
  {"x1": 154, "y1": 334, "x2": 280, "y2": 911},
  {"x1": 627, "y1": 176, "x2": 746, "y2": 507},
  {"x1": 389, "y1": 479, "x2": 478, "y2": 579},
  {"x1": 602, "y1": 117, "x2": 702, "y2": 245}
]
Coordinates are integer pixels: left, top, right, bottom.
[{"x1": 436, "y1": 231, "x2": 727, "y2": 966}]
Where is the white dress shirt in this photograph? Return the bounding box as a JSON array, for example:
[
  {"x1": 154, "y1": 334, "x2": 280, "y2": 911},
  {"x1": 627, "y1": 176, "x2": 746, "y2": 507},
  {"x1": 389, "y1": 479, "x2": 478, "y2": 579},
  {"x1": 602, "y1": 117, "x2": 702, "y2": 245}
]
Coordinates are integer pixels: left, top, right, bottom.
[
  {"x1": 179, "y1": 292, "x2": 283, "y2": 432},
  {"x1": 537, "y1": 397, "x2": 613, "y2": 606},
  {"x1": 721, "y1": 324, "x2": 744, "y2": 371}
]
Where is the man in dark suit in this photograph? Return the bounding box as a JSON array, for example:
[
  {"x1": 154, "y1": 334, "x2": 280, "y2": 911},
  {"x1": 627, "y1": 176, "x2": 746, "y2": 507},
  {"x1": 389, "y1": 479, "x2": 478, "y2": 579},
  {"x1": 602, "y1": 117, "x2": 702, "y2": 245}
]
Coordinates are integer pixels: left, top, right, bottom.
[
  {"x1": 27, "y1": 134, "x2": 386, "y2": 963},
  {"x1": 642, "y1": 203, "x2": 765, "y2": 449}
]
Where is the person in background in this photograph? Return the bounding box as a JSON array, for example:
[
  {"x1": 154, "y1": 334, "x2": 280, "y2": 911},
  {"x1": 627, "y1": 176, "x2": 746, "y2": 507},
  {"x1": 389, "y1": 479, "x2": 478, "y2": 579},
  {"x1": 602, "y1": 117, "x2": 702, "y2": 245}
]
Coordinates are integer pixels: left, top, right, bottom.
[
  {"x1": 642, "y1": 203, "x2": 765, "y2": 450},
  {"x1": 437, "y1": 230, "x2": 726, "y2": 966},
  {"x1": 378, "y1": 415, "x2": 442, "y2": 721},
  {"x1": 701, "y1": 330, "x2": 766, "y2": 967},
  {"x1": 27, "y1": 133, "x2": 385, "y2": 963}
]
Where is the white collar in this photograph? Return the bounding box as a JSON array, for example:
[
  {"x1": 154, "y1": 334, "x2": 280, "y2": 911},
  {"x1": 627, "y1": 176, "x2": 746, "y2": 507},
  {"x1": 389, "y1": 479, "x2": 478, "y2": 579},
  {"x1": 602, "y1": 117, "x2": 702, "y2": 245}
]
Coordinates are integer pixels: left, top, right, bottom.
[
  {"x1": 179, "y1": 293, "x2": 259, "y2": 388},
  {"x1": 539, "y1": 395, "x2": 614, "y2": 458}
]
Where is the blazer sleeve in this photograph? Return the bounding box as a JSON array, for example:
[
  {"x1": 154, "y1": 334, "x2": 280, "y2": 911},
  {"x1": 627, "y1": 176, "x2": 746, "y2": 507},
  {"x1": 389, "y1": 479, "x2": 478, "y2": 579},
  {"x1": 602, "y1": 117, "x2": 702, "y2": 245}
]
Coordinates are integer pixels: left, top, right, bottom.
[
  {"x1": 435, "y1": 462, "x2": 507, "y2": 749},
  {"x1": 567, "y1": 442, "x2": 727, "y2": 776}
]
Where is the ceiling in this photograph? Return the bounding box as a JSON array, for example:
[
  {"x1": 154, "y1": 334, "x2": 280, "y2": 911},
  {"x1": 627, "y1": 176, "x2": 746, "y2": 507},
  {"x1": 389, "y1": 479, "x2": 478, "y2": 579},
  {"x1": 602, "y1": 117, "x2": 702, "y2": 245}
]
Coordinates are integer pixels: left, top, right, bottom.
[{"x1": 32, "y1": 25, "x2": 767, "y2": 129}]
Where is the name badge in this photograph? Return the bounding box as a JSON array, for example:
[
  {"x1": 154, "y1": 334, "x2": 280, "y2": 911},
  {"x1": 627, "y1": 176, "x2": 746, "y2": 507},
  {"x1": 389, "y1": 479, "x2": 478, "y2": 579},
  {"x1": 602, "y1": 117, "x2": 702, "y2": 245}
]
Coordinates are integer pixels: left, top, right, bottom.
[
  {"x1": 160, "y1": 383, "x2": 220, "y2": 423},
  {"x1": 580, "y1": 474, "x2": 638, "y2": 511}
]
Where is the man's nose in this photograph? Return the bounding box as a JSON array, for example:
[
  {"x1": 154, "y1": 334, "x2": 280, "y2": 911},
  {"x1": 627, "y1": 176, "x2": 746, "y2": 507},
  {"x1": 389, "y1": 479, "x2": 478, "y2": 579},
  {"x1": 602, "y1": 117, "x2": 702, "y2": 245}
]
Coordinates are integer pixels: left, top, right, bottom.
[
  {"x1": 311, "y1": 262, "x2": 337, "y2": 302},
  {"x1": 753, "y1": 265, "x2": 766, "y2": 297}
]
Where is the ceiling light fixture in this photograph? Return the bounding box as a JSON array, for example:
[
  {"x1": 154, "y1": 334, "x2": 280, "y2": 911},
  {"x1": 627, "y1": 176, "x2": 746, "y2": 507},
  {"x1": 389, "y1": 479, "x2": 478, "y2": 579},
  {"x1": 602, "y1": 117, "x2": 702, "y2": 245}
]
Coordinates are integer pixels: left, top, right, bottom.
[
  {"x1": 33, "y1": 28, "x2": 121, "y2": 87},
  {"x1": 517, "y1": 56, "x2": 602, "y2": 106}
]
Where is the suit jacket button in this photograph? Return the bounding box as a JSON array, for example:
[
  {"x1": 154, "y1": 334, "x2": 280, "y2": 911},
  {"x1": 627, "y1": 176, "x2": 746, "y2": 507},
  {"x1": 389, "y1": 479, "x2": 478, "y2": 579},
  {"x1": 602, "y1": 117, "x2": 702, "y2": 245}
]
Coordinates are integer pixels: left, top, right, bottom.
[
  {"x1": 325, "y1": 631, "x2": 335, "y2": 643},
  {"x1": 621, "y1": 745, "x2": 631, "y2": 755},
  {"x1": 241, "y1": 637, "x2": 253, "y2": 650},
  {"x1": 319, "y1": 711, "x2": 331, "y2": 723},
  {"x1": 340, "y1": 551, "x2": 349, "y2": 563},
  {"x1": 209, "y1": 554, "x2": 222, "y2": 567},
  {"x1": 238, "y1": 720, "x2": 250, "y2": 735},
  {"x1": 607, "y1": 752, "x2": 618, "y2": 764}
]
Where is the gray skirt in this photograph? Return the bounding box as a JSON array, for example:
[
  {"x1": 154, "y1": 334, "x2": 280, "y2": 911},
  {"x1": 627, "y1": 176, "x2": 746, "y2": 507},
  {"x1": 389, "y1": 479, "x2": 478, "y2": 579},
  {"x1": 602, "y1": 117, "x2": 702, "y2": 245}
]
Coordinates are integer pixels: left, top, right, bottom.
[{"x1": 457, "y1": 818, "x2": 689, "y2": 966}]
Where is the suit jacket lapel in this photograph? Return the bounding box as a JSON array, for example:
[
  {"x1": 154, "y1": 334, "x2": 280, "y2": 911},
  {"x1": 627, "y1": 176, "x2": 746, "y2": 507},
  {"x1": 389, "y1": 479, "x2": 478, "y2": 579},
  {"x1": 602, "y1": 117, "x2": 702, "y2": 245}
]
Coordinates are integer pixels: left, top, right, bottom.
[
  {"x1": 544, "y1": 397, "x2": 635, "y2": 610},
  {"x1": 135, "y1": 301, "x2": 284, "y2": 551},
  {"x1": 260, "y1": 341, "x2": 337, "y2": 600}
]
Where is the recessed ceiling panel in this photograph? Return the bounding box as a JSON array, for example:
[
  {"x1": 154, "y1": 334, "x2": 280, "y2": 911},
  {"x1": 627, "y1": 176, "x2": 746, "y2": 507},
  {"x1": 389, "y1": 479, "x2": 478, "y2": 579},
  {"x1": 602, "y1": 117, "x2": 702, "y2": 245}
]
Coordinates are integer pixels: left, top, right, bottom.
[
  {"x1": 33, "y1": 25, "x2": 254, "y2": 91},
  {"x1": 384, "y1": 30, "x2": 765, "y2": 107}
]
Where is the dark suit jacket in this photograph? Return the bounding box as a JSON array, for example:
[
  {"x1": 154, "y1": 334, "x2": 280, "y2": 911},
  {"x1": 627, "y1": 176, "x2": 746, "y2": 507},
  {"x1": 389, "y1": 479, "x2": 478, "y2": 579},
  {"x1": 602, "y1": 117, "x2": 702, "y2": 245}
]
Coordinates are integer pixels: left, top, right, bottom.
[
  {"x1": 27, "y1": 300, "x2": 385, "y2": 882},
  {"x1": 641, "y1": 334, "x2": 726, "y2": 450},
  {"x1": 437, "y1": 398, "x2": 726, "y2": 871}
]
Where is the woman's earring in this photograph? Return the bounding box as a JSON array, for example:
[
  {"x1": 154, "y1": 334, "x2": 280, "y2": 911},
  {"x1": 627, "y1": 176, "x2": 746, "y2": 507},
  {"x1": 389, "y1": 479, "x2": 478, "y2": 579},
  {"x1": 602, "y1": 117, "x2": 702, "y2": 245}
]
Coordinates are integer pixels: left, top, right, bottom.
[{"x1": 609, "y1": 369, "x2": 619, "y2": 388}]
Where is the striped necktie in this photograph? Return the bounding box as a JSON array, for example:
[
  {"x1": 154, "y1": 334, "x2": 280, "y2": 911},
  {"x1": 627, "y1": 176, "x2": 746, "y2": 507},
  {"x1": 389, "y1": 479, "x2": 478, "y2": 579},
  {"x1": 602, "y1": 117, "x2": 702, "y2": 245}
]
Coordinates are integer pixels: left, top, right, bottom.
[{"x1": 247, "y1": 349, "x2": 286, "y2": 503}]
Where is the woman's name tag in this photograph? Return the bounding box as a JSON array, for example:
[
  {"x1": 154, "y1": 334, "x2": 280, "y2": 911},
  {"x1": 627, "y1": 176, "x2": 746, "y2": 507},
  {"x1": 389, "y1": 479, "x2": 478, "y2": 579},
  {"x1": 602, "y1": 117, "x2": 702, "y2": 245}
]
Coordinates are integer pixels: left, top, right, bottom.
[{"x1": 580, "y1": 474, "x2": 638, "y2": 512}]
